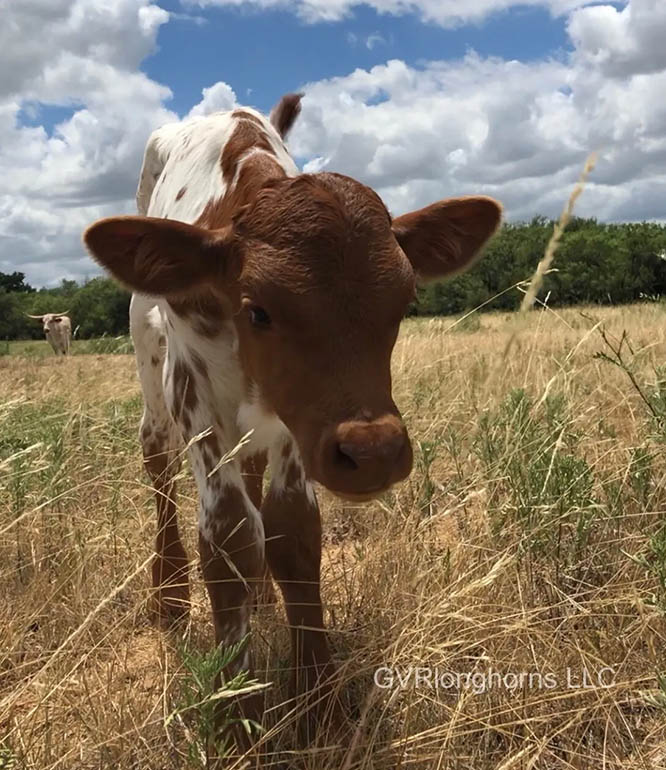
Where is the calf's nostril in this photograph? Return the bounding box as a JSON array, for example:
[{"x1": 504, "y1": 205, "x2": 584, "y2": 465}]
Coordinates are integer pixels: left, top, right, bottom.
[
  {"x1": 336, "y1": 442, "x2": 360, "y2": 471},
  {"x1": 336, "y1": 434, "x2": 405, "y2": 470}
]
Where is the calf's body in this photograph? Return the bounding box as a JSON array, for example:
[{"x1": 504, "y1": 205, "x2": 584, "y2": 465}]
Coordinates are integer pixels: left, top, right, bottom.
[{"x1": 84, "y1": 94, "x2": 502, "y2": 750}]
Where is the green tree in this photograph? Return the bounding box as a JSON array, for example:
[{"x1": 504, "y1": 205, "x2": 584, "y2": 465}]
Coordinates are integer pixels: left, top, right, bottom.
[{"x1": 0, "y1": 271, "x2": 34, "y2": 293}]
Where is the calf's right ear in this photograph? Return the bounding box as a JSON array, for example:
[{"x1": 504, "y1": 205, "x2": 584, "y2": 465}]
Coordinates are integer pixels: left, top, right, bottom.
[{"x1": 83, "y1": 216, "x2": 236, "y2": 297}]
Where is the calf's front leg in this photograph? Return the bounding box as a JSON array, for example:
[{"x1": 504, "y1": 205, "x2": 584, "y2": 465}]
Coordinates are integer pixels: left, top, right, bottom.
[
  {"x1": 241, "y1": 452, "x2": 277, "y2": 608},
  {"x1": 199, "y1": 478, "x2": 266, "y2": 756},
  {"x1": 263, "y1": 442, "x2": 337, "y2": 743},
  {"x1": 141, "y1": 415, "x2": 190, "y2": 625}
]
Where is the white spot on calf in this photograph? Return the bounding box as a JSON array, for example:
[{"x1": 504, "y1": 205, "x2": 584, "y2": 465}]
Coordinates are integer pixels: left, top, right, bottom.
[{"x1": 236, "y1": 388, "x2": 288, "y2": 455}]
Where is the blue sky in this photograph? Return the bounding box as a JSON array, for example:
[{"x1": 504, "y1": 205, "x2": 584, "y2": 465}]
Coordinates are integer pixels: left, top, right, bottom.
[
  {"x1": 3, "y1": 0, "x2": 665, "y2": 286},
  {"x1": 143, "y1": 4, "x2": 571, "y2": 117}
]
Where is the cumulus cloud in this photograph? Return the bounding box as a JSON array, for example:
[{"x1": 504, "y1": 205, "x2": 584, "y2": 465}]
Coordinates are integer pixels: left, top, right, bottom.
[
  {"x1": 1, "y1": 0, "x2": 169, "y2": 99},
  {"x1": 0, "y1": 1, "x2": 177, "y2": 286},
  {"x1": 289, "y1": 46, "x2": 666, "y2": 223},
  {"x1": 2, "y1": 0, "x2": 665, "y2": 287},
  {"x1": 187, "y1": 81, "x2": 238, "y2": 118},
  {"x1": 568, "y1": 0, "x2": 666, "y2": 78}
]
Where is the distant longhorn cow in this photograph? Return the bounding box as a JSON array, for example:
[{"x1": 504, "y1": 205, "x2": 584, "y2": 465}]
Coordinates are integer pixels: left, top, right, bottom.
[{"x1": 27, "y1": 312, "x2": 72, "y2": 355}]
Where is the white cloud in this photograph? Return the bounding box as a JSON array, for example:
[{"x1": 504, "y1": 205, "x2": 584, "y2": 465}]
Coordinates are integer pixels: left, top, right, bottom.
[
  {"x1": 0, "y1": 0, "x2": 175, "y2": 287},
  {"x1": 184, "y1": 0, "x2": 602, "y2": 27},
  {"x1": 3, "y1": 0, "x2": 666, "y2": 288},
  {"x1": 0, "y1": 0, "x2": 169, "y2": 98},
  {"x1": 346, "y1": 30, "x2": 388, "y2": 48},
  {"x1": 289, "y1": 40, "x2": 666, "y2": 223},
  {"x1": 568, "y1": 0, "x2": 666, "y2": 78},
  {"x1": 366, "y1": 32, "x2": 387, "y2": 49},
  {"x1": 187, "y1": 81, "x2": 238, "y2": 118}
]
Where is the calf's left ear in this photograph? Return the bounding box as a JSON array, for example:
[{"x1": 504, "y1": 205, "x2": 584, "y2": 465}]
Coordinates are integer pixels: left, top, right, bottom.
[
  {"x1": 392, "y1": 196, "x2": 502, "y2": 281},
  {"x1": 83, "y1": 216, "x2": 235, "y2": 297}
]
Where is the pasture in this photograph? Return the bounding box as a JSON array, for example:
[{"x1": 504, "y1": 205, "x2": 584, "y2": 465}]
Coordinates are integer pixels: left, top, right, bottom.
[{"x1": 1, "y1": 303, "x2": 666, "y2": 769}]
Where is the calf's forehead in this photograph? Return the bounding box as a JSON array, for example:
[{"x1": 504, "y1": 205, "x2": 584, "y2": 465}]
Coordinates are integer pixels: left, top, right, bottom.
[
  {"x1": 239, "y1": 172, "x2": 392, "y2": 246},
  {"x1": 238, "y1": 172, "x2": 412, "y2": 299}
]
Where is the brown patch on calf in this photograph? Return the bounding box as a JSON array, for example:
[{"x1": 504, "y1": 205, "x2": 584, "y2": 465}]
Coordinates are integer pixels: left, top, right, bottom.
[
  {"x1": 194, "y1": 315, "x2": 224, "y2": 338},
  {"x1": 199, "y1": 484, "x2": 264, "y2": 620},
  {"x1": 141, "y1": 430, "x2": 190, "y2": 625},
  {"x1": 175, "y1": 186, "x2": 187, "y2": 201},
  {"x1": 196, "y1": 153, "x2": 285, "y2": 233},
  {"x1": 198, "y1": 483, "x2": 265, "y2": 746},
  {"x1": 284, "y1": 460, "x2": 303, "y2": 490},
  {"x1": 198, "y1": 432, "x2": 222, "y2": 477},
  {"x1": 232, "y1": 110, "x2": 264, "y2": 126},
  {"x1": 221, "y1": 118, "x2": 275, "y2": 184},
  {"x1": 180, "y1": 412, "x2": 192, "y2": 434},
  {"x1": 262, "y1": 480, "x2": 335, "y2": 737},
  {"x1": 241, "y1": 452, "x2": 267, "y2": 509},
  {"x1": 172, "y1": 358, "x2": 198, "y2": 426}
]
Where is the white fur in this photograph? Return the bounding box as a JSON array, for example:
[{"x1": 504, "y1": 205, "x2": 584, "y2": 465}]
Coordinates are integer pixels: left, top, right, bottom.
[
  {"x1": 136, "y1": 107, "x2": 298, "y2": 225},
  {"x1": 237, "y1": 385, "x2": 289, "y2": 456},
  {"x1": 236, "y1": 388, "x2": 317, "y2": 504},
  {"x1": 131, "y1": 107, "x2": 301, "y2": 548}
]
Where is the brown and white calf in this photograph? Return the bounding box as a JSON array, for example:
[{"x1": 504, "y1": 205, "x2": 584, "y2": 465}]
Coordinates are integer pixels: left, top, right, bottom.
[
  {"x1": 83, "y1": 94, "x2": 501, "y2": 741},
  {"x1": 27, "y1": 312, "x2": 72, "y2": 355}
]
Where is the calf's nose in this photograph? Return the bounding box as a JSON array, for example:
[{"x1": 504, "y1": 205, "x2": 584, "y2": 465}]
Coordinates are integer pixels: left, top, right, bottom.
[
  {"x1": 336, "y1": 422, "x2": 405, "y2": 468},
  {"x1": 317, "y1": 415, "x2": 413, "y2": 498}
]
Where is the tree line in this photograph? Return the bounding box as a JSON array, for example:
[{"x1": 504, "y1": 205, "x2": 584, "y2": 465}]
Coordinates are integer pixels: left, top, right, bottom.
[
  {"x1": 413, "y1": 217, "x2": 666, "y2": 316},
  {"x1": 2, "y1": 217, "x2": 666, "y2": 340}
]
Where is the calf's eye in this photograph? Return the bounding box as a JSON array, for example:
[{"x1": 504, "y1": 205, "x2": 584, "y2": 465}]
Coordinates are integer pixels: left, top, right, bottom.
[{"x1": 248, "y1": 305, "x2": 271, "y2": 328}]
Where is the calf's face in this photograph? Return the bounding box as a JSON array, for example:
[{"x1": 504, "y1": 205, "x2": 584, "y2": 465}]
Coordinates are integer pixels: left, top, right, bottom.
[{"x1": 84, "y1": 172, "x2": 501, "y2": 500}]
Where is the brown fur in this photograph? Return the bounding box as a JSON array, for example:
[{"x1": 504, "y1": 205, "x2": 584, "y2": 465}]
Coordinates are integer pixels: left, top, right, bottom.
[
  {"x1": 172, "y1": 358, "x2": 198, "y2": 416},
  {"x1": 269, "y1": 92, "x2": 303, "y2": 138},
  {"x1": 220, "y1": 117, "x2": 275, "y2": 184},
  {"x1": 198, "y1": 154, "x2": 284, "y2": 231},
  {"x1": 141, "y1": 429, "x2": 189, "y2": 623},
  {"x1": 232, "y1": 109, "x2": 264, "y2": 126},
  {"x1": 262, "y1": 471, "x2": 335, "y2": 740}
]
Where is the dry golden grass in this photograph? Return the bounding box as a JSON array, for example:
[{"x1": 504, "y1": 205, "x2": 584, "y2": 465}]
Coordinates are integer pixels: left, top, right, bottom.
[{"x1": 2, "y1": 302, "x2": 666, "y2": 769}]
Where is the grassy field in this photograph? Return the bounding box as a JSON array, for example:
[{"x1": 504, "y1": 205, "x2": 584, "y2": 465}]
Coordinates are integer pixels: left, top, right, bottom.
[
  {"x1": 1, "y1": 303, "x2": 666, "y2": 769},
  {"x1": 0, "y1": 336, "x2": 133, "y2": 358}
]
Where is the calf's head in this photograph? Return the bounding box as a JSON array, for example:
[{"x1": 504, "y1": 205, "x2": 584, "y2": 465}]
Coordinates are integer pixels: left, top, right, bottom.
[{"x1": 84, "y1": 172, "x2": 500, "y2": 500}]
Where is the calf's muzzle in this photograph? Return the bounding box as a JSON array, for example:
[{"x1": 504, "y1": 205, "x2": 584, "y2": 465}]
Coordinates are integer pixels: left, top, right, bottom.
[{"x1": 315, "y1": 414, "x2": 413, "y2": 500}]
